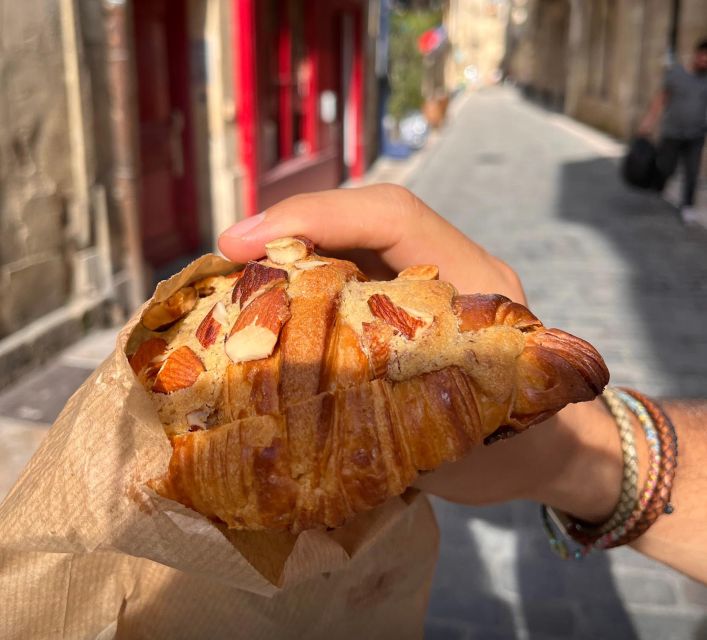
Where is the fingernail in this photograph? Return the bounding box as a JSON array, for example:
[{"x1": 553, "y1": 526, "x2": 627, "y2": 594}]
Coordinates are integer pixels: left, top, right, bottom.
[{"x1": 222, "y1": 212, "x2": 266, "y2": 239}]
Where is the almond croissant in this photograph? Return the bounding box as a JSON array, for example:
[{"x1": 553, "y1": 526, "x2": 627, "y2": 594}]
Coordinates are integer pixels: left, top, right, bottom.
[{"x1": 126, "y1": 237, "x2": 609, "y2": 533}]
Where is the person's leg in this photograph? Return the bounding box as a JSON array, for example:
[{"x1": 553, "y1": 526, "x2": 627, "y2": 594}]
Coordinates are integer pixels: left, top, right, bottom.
[
  {"x1": 654, "y1": 137, "x2": 681, "y2": 192},
  {"x1": 681, "y1": 136, "x2": 705, "y2": 207}
]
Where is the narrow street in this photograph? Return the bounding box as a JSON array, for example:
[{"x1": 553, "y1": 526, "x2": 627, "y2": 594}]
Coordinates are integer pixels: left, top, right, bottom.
[
  {"x1": 1, "y1": 87, "x2": 706, "y2": 639},
  {"x1": 415, "y1": 87, "x2": 707, "y2": 639}
]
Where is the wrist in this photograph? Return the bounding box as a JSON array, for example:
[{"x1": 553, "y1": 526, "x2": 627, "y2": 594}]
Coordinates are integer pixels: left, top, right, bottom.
[{"x1": 525, "y1": 399, "x2": 631, "y2": 523}]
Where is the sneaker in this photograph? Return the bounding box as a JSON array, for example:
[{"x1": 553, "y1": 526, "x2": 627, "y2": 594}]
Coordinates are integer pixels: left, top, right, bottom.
[{"x1": 680, "y1": 206, "x2": 699, "y2": 225}]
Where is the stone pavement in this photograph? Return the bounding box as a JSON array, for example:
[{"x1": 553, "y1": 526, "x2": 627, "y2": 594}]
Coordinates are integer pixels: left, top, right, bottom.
[
  {"x1": 0, "y1": 329, "x2": 118, "y2": 498},
  {"x1": 405, "y1": 87, "x2": 707, "y2": 639},
  {"x1": 1, "y1": 86, "x2": 706, "y2": 639}
]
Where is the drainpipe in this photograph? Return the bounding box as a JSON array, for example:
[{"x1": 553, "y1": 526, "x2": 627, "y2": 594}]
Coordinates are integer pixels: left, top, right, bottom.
[{"x1": 103, "y1": 0, "x2": 146, "y2": 311}]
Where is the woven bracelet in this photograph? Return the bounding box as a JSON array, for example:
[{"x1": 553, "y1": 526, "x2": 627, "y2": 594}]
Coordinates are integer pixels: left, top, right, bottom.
[
  {"x1": 542, "y1": 387, "x2": 640, "y2": 557},
  {"x1": 605, "y1": 389, "x2": 677, "y2": 548},
  {"x1": 561, "y1": 388, "x2": 639, "y2": 547},
  {"x1": 542, "y1": 387, "x2": 677, "y2": 557},
  {"x1": 585, "y1": 388, "x2": 639, "y2": 535},
  {"x1": 589, "y1": 390, "x2": 662, "y2": 550}
]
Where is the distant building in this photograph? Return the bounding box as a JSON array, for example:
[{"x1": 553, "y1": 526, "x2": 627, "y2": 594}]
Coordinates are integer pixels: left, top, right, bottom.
[
  {"x1": 506, "y1": 0, "x2": 707, "y2": 139},
  {"x1": 0, "y1": 0, "x2": 385, "y2": 388},
  {"x1": 445, "y1": 0, "x2": 510, "y2": 91}
]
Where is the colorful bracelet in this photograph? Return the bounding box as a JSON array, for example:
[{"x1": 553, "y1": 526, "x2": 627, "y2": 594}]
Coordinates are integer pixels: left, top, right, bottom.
[
  {"x1": 588, "y1": 390, "x2": 662, "y2": 550},
  {"x1": 542, "y1": 387, "x2": 677, "y2": 558},
  {"x1": 589, "y1": 388, "x2": 639, "y2": 535},
  {"x1": 606, "y1": 389, "x2": 677, "y2": 548},
  {"x1": 558, "y1": 388, "x2": 639, "y2": 547}
]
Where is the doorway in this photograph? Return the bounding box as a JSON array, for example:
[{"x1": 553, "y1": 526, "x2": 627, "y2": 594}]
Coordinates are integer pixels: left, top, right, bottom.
[
  {"x1": 133, "y1": 0, "x2": 199, "y2": 268},
  {"x1": 339, "y1": 9, "x2": 364, "y2": 181}
]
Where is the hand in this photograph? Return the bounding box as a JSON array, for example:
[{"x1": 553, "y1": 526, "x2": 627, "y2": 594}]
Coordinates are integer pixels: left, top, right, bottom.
[
  {"x1": 217, "y1": 185, "x2": 704, "y2": 580},
  {"x1": 220, "y1": 186, "x2": 707, "y2": 581},
  {"x1": 218, "y1": 185, "x2": 621, "y2": 519},
  {"x1": 218, "y1": 184, "x2": 526, "y2": 303}
]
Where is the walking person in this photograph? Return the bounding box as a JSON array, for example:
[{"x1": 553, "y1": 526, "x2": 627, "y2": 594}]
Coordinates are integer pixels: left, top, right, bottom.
[{"x1": 639, "y1": 39, "x2": 707, "y2": 224}]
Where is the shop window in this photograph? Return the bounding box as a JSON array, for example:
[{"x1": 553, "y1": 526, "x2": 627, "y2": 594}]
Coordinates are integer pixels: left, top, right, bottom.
[{"x1": 256, "y1": 0, "x2": 313, "y2": 174}]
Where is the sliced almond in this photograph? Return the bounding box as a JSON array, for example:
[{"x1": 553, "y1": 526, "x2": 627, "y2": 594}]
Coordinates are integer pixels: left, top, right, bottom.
[
  {"x1": 361, "y1": 321, "x2": 395, "y2": 378},
  {"x1": 129, "y1": 337, "x2": 167, "y2": 375},
  {"x1": 152, "y1": 346, "x2": 205, "y2": 394},
  {"x1": 294, "y1": 259, "x2": 329, "y2": 271},
  {"x1": 212, "y1": 301, "x2": 229, "y2": 325},
  {"x1": 397, "y1": 264, "x2": 439, "y2": 281},
  {"x1": 265, "y1": 236, "x2": 312, "y2": 264},
  {"x1": 294, "y1": 235, "x2": 315, "y2": 252},
  {"x1": 367, "y1": 293, "x2": 433, "y2": 340},
  {"x1": 142, "y1": 286, "x2": 198, "y2": 331},
  {"x1": 225, "y1": 287, "x2": 291, "y2": 363},
  {"x1": 232, "y1": 261, "x2": 287, "y2": 308},
  {"x1": 195, "y1": 301, "x2": 228, "y2": 348}
]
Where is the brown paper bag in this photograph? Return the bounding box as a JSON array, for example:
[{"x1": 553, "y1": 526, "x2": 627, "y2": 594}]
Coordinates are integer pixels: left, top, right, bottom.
[{"x1": 0, "y1": 256, "x2": 439, "y2": 639}]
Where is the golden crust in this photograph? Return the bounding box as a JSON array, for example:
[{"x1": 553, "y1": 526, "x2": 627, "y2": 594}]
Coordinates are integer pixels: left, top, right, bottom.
[{"x1": 133, "y1": 239, "x2": 610, "y2": 532}]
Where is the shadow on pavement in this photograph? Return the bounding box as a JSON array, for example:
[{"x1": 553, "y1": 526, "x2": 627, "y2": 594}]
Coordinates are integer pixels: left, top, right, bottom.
[
  {"x1": 558, "y1": 156, "x2": 707, "y2": 397},
  {"x1": 426, "y1": 499, "x2": 638, "y2": 639}
]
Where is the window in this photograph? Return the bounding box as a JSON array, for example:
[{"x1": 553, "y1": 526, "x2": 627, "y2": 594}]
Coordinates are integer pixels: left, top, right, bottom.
[{"x1": 256, "y1": 0, "x2": 313, "y2": 174}]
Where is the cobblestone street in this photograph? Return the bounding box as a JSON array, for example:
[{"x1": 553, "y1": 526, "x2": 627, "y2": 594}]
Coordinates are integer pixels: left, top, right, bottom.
[
  {"x1": 1, "y1": 87, "x2": 706, "y2": 639},
  {"x1": 412, "y1": 88, "x2": 707, "y2": 639}
]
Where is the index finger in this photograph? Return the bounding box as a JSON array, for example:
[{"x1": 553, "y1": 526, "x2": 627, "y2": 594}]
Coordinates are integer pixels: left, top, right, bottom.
[{"x1": 218, "y1": 184, "x2": 525, "y2": 301}]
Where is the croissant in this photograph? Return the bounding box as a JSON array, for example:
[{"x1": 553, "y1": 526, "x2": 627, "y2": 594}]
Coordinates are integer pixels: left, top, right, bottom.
[{"x1": 126, "y1": 237, "x2": 609, "y2": 533}]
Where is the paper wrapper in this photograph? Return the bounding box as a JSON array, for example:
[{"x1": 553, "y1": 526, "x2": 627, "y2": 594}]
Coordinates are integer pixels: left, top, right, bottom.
[{"x1": 0, "y1": 256, "x2": 439, "y2": 639}]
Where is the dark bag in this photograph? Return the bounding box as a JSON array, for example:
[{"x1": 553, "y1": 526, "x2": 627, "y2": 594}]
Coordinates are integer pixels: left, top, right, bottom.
[{"x1": 622, "y1": 136, "x2": 659, "y2": 190}]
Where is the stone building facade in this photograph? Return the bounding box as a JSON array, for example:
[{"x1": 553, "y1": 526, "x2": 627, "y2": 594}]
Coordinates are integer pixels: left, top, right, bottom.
[
  {"x1": 0, "y1": 0, "x2": 114, "y2": 387},
  {"x1": 506, "y1": 0, "x2": 707, "y2": 139},
  {"x1": 0, "y1": 0, "x2": 384, "y2": 389},
  {"x1": 445, "y1": 0, "x2": 510, "y2": 90},
  {"x1": 0, "y1": 0, "x2": 236, "y2": 388}
]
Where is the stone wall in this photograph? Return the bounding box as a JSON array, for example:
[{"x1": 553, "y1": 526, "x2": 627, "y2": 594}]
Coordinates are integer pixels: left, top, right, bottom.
[
  {"x1": 511, "y1": 0, "x2": 706, "y2": 141},
  {"x1": 505, "y1": 0, "x2": 569, "y2": 107},
  {"x1": 677, "y1": 0, "x2": 707, "y2": 64},
  {"x1": 77, "y1": 0, "x2": 123, "y2": 270},
  {"x1": 0, "y1": 0, "x2": 74, "y2": 338},
  {"x1": 446, "y1": 0, "x2": 510, "y2": 89},
  {"x1": 566, "y1": 0, "x2": 673, "y2": 139}
]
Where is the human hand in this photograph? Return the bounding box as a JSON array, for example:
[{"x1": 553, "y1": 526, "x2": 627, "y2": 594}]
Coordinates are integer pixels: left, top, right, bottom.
[
  {"x1": 218, "y1": 185, "x2": 620, "y2": 521},
  {"x1": 218, "y1": 184, "x2": 526, "y2": 304}
]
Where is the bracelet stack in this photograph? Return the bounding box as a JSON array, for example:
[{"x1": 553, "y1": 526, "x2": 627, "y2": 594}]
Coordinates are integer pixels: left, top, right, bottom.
[{"x1": 542, "y1": 387, "x2": 678, "y2": 559}]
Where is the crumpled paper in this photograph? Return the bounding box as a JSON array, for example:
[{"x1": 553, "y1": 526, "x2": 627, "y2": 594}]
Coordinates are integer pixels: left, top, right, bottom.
[{"x1": 0, "y1": 255, "x2": 439, "y2": 639}]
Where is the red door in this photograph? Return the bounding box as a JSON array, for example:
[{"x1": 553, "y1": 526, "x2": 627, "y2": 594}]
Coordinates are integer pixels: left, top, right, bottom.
[
  {"x1": 338, "y1": 9, "x2": 363, "y2": 181},
  {"x1": 133, "y1": 0, "x2": 199, "y2": 267}
]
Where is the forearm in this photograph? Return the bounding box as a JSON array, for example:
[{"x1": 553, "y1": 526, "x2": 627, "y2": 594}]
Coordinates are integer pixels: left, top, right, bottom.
[
  {"x1": 543, "y1": 399, "x2": 707, "y2": 582},
  {"x1": 628, "y1": 401, "x2": 707, "y2": 582},
  {"x1": 414, "y1": 399, "x2": 623, "y2": 522},
  {"x1": 417, "y1": 396, "x2": 707, "y2": 582}
]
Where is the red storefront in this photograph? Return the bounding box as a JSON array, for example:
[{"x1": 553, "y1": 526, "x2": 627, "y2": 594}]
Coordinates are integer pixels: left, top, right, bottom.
[
  {"x1": 234, "y1": 0, "x2": 367, "y2": 216},
  {"x1": 129, "y1": 0, "x2": 372, "y2": 272}
]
